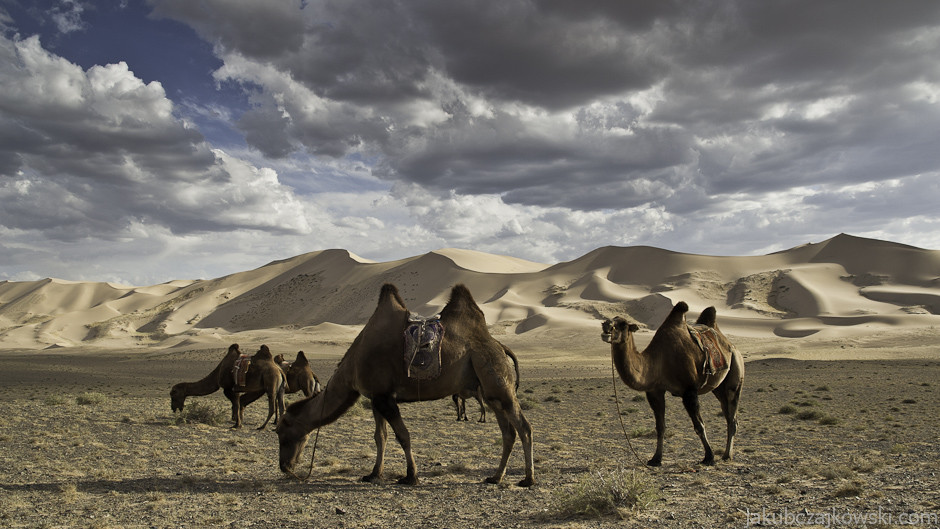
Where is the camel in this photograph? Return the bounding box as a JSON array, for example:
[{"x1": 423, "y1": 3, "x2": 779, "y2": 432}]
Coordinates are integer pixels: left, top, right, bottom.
[
  {"x1": 601, "y1": 301, "x2": 744, "y2": 466},
  {"x1": 453, "y1": 343, "x2": 520, "y2": 422},
  {"x1": 240, "y1": 351, "x2": 322, "y2": 415},
  {"x1": 453, "y1": 389, "x2": 486, "y2": 422},
  {"x1": 277, "y1": 283, "x2": 535, "y2": 487},
  {"x1": 170, "y1": 343, "x2": 287, "y2": 430}
]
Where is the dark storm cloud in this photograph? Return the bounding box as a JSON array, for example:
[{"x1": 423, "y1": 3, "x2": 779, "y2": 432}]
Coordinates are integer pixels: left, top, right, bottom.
[{"x1": 150, "y1": 0, "x2": 940, "y2": 215}]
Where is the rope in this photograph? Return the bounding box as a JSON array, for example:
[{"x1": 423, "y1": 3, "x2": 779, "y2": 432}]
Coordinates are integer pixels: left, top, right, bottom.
[{"x1": 611, "y1": 354, "x2": 645, "y2": 465}]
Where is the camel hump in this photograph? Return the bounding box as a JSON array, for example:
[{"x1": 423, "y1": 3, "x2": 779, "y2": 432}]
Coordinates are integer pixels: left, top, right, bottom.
[
  {"x1": 294, "y1": 351, "x2": 309, "y2": 366},
  {"x1": 663, "y1": 301, "x2": 690, "y2": 326},
  {"x1": 443, "y1": 284, "x2": 486, "y2": 321},
  {"x1": 695, "y1": 306, "x2": 717, "y2": 327},
  {"x1": 255, "y1": 344, "x2": 273, "y2": 359},
  {"x1": 378, "y1": 283, "x2": 408, "y2": 309}
]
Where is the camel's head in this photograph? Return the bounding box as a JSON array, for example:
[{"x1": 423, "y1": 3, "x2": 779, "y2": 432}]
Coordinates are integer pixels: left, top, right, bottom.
[
  {"x1": 276, "y1": 407, "x2": 310, "y2": 475},
  {"x1": 170, "y1": 384, "x2": 186, "y2": 412},
  {"x1": 601, "y1": 317, "x2": 639, "y2": 344}
]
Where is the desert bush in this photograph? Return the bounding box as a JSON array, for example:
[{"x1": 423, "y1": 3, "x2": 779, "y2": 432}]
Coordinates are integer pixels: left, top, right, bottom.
[
  {"x1": 76, "y1": 392, "x2": 106, "y2": 405},
  {"x1": 551, "y1": 466, "x2": 659, "y2": 518},
  {"x1": 778, "y1": 404, "x2": 797, "y2": 414},
  {"x1": 174, "y1": 402, "x2": 226, "y2": 426},
  {"x1": 44, "y1": 395, "x2": 68, "y2": 406}
]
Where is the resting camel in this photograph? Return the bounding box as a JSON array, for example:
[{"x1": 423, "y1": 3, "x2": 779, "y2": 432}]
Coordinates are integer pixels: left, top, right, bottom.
[
  {"x1": 170, "y1": 343, "x2": 287, "y2": 430},
  {"x1": 601, "y1": 302, "x2": 744, "y2": 466},
  {"x1": 277, "y1": 283, "x2": 535, "y2": 487},
  {"x1": 453, "y1": 343, "x2": 520, "y2": 422}
]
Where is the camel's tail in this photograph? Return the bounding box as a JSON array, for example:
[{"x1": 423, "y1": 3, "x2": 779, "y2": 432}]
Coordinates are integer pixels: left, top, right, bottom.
[{"x1": 501, "y1": 343, "x2": 521, "y2": 391}]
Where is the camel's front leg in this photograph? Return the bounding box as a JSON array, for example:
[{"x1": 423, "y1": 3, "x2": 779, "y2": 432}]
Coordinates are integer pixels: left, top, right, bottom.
[
  {"x1": 485, "y1": 405, "x2": 516, "y2": 485},
  {"x1": 646, "y1": 391, "x2": 666, "y2": 466},
  {"x1": 372, "y1": 396, "x2": 417, "y2": 485},
  {"x1": 682, "y1": 390, "x2": 714, "y2": 465},
  {"x1": 224, "y1": 388, "x2": 240, "y2": 424},
  {"x1": 362, "y1": 408, "x2": 388, "y2": 483}
]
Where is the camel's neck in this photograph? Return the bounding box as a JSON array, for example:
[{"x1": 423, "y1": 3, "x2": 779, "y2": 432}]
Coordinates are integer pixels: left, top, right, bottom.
[
  {"x1": 296, "y1": 363, "x2": 360, "y2": 431},
  {"x1": 611, "y1": 334, "x2": 653, "y2": 392},
  {"x1": 180, "y1": 363, "x2": 223, "y2": 396}
]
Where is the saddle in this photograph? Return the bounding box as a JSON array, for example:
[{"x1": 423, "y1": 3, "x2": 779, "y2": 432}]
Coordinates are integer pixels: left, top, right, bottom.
[
  {"x1": 403, "y1": 315, "x2": 445, "y2": 380},
  {"x1": 687, "y1": 324, "x2": 728, "y2": 376},
  {"x1": 232, "y1": 355, "x2": 251, "y2": 388}
]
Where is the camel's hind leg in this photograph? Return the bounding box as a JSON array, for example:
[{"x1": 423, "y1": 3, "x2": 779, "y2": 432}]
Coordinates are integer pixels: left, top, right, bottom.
[
  {"x1": 256, "y1": 389, "x2": 278, "y2": 430},
  {"x1": 714, "y1": 354, "x2": 744, "y2": 460},
  {"x1": 485, "y1": 397, "x2": 534, "y2": 487},
  {"x1": 682, "y1": 389, "x2": 715, "y2": 465},
  {"x1": 371, "y1": 395, "x2": 418, "y2": 485},
  {"x1": 646, "y1": 390, "x2": 667, "y2": 466}
]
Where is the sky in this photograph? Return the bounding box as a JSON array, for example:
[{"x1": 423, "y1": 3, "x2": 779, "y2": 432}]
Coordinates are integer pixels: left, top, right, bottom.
[{"x1": 1, "y1": 0, "x2": 939, "y2": 286}]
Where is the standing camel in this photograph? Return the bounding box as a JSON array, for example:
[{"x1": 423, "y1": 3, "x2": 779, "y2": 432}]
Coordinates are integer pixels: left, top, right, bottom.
[
  {"x1": 277, "y1": 283, "x2": 535, "y2": 487},
  {"x1": 601, "y1": 301, "x2": 744, "y2": 466},
  {"x1": 170, "y1": 343, "x2": 287, "y2": 430}
]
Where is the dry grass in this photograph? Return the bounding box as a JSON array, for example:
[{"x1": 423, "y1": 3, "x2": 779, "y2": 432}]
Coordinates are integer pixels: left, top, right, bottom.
[{"x1": 0, "y1": 351, "x2": 938, "y2": 528}]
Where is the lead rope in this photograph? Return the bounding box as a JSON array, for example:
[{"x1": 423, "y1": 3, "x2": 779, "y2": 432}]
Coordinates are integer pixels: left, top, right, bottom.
[{"x1": 611, "y1": 354, "x2": 645, "y2": 465}]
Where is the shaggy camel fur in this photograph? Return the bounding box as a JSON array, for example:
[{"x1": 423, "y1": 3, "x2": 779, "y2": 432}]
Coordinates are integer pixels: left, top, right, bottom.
[
  {"x1": 277, "y1": 283, "x2": 535, "y2": 487},
  {"x1": 170, "y1": 343, "x2": 287, "y2": 430},
  {"x1": 601, "y1": 302, "x2": 744, "y2": 466}
]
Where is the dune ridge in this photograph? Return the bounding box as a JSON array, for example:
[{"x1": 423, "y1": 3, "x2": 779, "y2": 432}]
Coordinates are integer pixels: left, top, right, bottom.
[{"x1": 0, "y1": 234, "x2": 938, "y2": 351}]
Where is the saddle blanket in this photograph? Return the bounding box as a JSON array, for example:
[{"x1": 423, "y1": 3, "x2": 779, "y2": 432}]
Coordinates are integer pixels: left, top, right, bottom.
[
  {"x1": 404, "y1": 315, "x2": 445, "y2": 380},
  {"x1": 687, "y1": 324, "x2": 728, "y2": 376},
  {"x1": 233, "y1": 355, "x2": 251, "y2": 387}
]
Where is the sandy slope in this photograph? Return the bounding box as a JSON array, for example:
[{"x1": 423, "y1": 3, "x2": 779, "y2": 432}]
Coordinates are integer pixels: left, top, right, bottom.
[{"x1": 0, "y1": 234, "x2": 938, "y2": 359}]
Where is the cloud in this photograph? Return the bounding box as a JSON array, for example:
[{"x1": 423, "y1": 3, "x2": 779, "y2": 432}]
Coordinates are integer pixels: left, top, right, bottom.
[
  {"x1": 0, "y1": 34, "x2": 310, "y2": 240},
  {"x1": 150, "y1": 0, "x2": 940, "y2": 218}
]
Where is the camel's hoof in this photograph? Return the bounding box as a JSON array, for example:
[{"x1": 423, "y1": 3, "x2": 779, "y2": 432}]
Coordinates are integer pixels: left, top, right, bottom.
[
  {"x1": 360, "y1": 474, "x2": 381, "y2": 483},
  {"x1": 397, "y1": 475, "x2": 418, "y2": 486},
  {"x1": 701, "y1": 457, "x2": 716, "y2": 466},
  {"x1": 516, "y1": 477, "x2": 534, "y2": 488},
  {"x1": 484, "y1": 476, "x2": 501, "y2": 485},
  {"x1": 646, "y1": 458, "x2": 662, "y2": 467}
]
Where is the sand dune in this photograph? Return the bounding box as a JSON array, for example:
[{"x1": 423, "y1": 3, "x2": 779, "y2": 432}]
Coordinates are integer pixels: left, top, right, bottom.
[{"x1": 1, "y1": 234, "x2": 938, "y2": 352}]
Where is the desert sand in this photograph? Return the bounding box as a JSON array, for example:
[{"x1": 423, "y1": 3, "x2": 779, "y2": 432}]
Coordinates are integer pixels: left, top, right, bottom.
[{"x1": 1, "y1": 233, "x2": 938, "y2": 527}]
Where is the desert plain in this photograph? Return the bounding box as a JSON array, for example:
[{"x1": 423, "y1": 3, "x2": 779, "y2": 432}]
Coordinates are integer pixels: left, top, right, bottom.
[{"x1": 1, "y1": 234, "x2": 939, "y2": 528}]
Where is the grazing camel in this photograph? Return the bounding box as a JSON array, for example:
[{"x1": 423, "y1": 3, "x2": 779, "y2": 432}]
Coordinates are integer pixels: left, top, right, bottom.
[
  {"x1": 601, "y1": 302, "x2": 744, "y2": 466},
  {"x1": 453, "y1": 343, "x2": 520, "y2": 422},
  {"x1": 170, "y1": 343, "x2": 287, "y2": 430},
  {"x1": 277, "y1": 283, "x2": 535, "y2": 487}
]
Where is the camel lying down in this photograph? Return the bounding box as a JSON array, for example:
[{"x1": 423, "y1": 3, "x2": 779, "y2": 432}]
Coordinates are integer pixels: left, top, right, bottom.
[
  {"x1": 602, "y1": 301, "x2": 744, "y2": 466},
  {"x1": 276, "y1": 283, "x2": 535, "y2": 487}
]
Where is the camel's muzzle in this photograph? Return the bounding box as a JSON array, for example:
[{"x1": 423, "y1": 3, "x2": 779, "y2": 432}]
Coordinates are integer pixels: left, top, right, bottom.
[{"x1": 601, "y1": 333, "x2": 612, "y2": 343}]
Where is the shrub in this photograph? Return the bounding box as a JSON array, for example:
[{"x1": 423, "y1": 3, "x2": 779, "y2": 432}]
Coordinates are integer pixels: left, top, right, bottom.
[
  {"x1": 76, "y1": 392, "x2": 106, "y2": 405},
  {"x1": 174, "y1": 402, "x2": 226, "y2": 426},
  {"x1": 552, "y1": 466, "x2": 659, "y2": 518}
]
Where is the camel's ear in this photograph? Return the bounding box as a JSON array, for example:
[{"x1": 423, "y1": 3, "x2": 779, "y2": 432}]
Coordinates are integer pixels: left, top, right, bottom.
[{"x1": 628, "y1": 323, "x2": 639, "y2": 333}]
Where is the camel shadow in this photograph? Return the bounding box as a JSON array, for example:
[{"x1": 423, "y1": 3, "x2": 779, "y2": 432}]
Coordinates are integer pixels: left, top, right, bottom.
[{"x1": 2, "y1": 475, "x2": 372, "y2": 495}]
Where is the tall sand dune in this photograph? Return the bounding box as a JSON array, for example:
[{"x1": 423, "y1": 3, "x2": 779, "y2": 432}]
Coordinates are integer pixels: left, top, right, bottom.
[{"x1": 0, "y1": 233, "x2": 937, "y2": 350}]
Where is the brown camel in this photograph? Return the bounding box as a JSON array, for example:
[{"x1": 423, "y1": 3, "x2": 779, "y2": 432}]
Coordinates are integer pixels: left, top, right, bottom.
[
  {"x1": 601, "y1": 301, "x2": 744, "y2": 466},
  {"x1": 170, "y1": 343, "x2": 287, "y2": 430},
  {"x1": 453, "y1": 342, "x2": 520, "y2": 422},
  {"x1": 277, "y1": 283, "x2": 535, "y2": 487}
]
